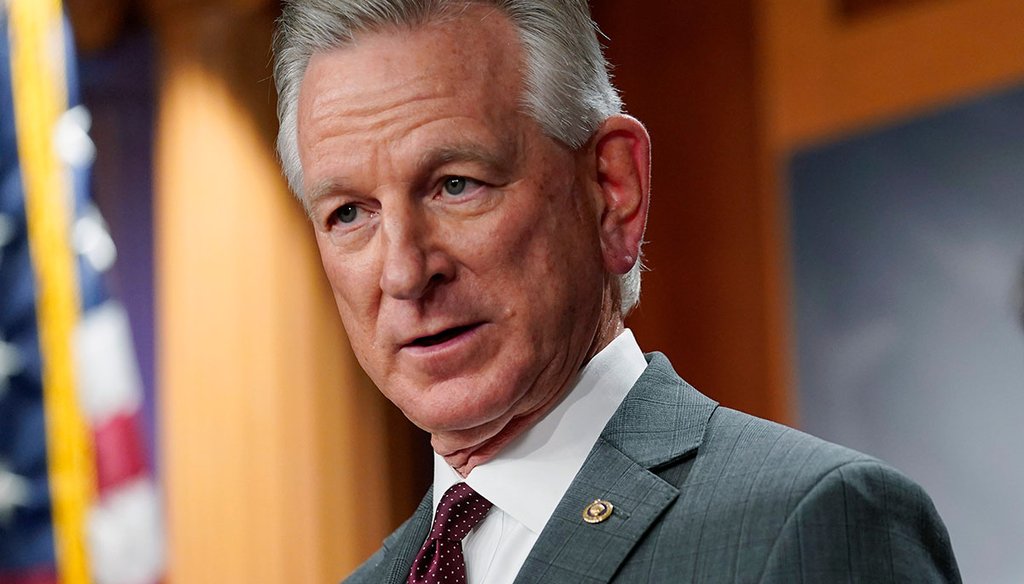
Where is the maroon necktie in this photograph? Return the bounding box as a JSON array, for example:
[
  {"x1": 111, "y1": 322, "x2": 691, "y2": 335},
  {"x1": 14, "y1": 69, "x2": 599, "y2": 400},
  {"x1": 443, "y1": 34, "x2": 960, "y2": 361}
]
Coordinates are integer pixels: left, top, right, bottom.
[{"x1": 407, "y1": 483, "x2": 493, "y2": 584}]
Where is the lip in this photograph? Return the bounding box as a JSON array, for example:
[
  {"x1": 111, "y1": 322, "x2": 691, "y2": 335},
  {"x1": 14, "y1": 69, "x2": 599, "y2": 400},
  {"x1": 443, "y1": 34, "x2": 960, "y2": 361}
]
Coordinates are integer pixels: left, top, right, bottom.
[{"x1": 399, "y1": 322, "x2": 487, "y2": 355}]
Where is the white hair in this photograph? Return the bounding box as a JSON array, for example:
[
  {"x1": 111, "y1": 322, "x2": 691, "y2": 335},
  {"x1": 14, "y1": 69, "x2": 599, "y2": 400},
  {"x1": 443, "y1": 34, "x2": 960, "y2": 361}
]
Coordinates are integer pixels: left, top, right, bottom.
[{"x1": 273, "y1": 0, "x2": 643, "y2": 314}]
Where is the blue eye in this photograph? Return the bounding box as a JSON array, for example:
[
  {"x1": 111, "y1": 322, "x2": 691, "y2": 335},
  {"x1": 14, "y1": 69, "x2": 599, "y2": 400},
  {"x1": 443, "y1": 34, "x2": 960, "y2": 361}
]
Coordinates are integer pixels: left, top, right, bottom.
[
  {"x1": 335, "y1": 204, "x2": 359, "y2": 223},
  {"x1": 443, "y1": 177, "x2": 468, "y2": 196}
]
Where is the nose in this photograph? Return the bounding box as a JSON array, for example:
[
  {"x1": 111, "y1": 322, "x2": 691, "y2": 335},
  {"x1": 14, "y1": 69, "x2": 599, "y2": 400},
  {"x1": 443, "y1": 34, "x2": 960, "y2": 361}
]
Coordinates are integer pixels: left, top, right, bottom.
[{"x1": 379, "y1": 211, "x2": 454, "y2": 300}]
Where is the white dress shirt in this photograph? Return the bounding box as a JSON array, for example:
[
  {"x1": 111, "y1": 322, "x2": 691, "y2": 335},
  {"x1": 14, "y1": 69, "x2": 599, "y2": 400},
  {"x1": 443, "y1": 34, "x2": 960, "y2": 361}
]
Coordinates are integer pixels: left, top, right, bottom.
[{"x1": 431, "y1": 329, "x2": 648, "y2": 584}]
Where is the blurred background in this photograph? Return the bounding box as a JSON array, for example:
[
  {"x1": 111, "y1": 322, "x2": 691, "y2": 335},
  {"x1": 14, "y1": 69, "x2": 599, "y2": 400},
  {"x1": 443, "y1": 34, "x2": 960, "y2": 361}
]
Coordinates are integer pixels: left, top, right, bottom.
[{"x1": 1, "y1": 0, "x2": 1022, "y2": 583}]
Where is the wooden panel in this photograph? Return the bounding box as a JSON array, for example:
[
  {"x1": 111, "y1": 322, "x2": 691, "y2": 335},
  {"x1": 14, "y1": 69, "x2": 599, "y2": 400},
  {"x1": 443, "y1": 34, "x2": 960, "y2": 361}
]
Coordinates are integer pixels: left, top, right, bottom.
[
  {"x1": 152, "y1": 4, "x2": 407, "y2": 582},
  {"x1": 593, "y1": 0, "x2": 794, "y2": 423},
  {"x1": 840, "y1": 0, "x2": 939, "y2": 19},
  {"x1": 761, "y1": 0, "x2": 1024, "y2": 149},
  {"x1": 65, "y1": 0, "x2": 130, "y2": 52}
]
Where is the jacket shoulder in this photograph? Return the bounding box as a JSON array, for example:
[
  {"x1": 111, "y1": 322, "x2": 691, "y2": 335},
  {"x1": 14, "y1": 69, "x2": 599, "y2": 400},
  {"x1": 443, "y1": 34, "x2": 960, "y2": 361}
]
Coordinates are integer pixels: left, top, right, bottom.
[
  {"x1": 758, "y1": 456, "x2": 962, "y2": 582},
  {"x1": 694, "y1": 405, "x2": 876, "y2": 487},
  {"x1": 634, "y1": 406, "x2": 960, "y2": 582}
]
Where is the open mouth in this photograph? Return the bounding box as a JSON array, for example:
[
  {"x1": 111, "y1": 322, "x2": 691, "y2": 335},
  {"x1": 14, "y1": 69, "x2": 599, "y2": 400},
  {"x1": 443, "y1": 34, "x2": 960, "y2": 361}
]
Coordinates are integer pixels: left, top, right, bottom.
[{"x1": 408, "y1": 323, "x2": 482, "y2": 348}]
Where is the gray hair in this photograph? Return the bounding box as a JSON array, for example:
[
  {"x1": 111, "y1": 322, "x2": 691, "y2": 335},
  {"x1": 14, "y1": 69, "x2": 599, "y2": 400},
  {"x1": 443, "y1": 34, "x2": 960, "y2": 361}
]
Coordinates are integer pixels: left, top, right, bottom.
[{"x1": 273, "y1": 0, "x2": 643, "y2": 314}]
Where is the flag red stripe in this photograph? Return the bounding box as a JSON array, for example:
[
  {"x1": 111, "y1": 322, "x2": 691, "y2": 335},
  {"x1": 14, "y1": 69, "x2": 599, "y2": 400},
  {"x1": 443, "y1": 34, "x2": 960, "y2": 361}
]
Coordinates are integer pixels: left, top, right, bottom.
[
  {"x1": 93, "y1": 412, "x2": 147, "y2": 494},
  {"x1": 0, "y1": 567, "x2": 59, "y2": 584}
]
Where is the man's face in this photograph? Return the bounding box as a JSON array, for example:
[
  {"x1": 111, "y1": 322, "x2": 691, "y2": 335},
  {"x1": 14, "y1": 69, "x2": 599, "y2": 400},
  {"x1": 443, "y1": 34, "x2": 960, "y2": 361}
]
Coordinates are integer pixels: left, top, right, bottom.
[{"x1": 296, "y1": 7, "x2": 611, "y2": 455}]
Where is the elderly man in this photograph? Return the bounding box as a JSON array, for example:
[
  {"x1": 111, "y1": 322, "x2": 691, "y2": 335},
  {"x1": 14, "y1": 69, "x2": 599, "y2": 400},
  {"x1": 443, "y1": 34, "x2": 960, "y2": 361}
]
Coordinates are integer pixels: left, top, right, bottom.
[{"x1": 273, "y1": 1, "x2": 960, "y2": 582}]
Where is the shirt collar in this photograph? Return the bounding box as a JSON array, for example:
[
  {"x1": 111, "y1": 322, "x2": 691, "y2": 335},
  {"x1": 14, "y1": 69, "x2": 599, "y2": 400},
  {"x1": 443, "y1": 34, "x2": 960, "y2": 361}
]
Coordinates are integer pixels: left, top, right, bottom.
[{"x1": 433, "y1": 329, "x2": 647, "y2": 534}]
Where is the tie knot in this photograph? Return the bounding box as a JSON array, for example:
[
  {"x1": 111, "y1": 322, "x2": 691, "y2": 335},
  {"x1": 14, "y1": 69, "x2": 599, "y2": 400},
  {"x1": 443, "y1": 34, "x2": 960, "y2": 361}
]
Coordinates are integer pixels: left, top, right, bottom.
[{"x1": 431, "y1": 483, "x2": 492, "y2": 543}]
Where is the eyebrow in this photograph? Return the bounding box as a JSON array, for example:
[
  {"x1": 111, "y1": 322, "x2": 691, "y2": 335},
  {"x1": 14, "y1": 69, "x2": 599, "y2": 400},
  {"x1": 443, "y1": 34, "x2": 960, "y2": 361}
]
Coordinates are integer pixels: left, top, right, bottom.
[
  {"x1": 304, "y1": 140, "x2": 517, "y2": 214},
  {"x1": 306, "y1": 178, "x2": 354, "y2": 217},
  {"x1": 417, "y1": 143, "x2": 512, "y2": 175}
]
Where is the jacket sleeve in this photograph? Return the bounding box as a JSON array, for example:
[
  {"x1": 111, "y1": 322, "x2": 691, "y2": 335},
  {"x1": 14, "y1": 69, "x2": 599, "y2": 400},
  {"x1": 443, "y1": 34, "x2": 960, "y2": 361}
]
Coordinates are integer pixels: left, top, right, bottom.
[{"x1": 758, "y1": 460, "x2": 961, "y2": 583}]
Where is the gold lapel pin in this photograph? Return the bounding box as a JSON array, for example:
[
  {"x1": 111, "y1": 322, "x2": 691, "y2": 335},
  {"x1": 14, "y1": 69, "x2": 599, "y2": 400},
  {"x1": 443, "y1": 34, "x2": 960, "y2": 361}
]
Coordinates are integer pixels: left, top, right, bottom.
[{"x1": 582, "y1": 499, "x2": 614, "y2": 524}]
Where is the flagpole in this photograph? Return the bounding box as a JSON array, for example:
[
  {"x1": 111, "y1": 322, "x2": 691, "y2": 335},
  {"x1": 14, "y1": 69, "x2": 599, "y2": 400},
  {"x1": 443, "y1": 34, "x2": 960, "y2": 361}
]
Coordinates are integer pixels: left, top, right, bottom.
[{"x1": 7, "y1": 1, "x2": 95, "y2": 583}]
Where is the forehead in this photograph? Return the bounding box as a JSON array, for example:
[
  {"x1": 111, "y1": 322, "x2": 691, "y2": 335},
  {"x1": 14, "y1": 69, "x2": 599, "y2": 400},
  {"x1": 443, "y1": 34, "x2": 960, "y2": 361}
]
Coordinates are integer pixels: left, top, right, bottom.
[{"x1": 296, "y1": 6, "x2": 527, "y2": 151}]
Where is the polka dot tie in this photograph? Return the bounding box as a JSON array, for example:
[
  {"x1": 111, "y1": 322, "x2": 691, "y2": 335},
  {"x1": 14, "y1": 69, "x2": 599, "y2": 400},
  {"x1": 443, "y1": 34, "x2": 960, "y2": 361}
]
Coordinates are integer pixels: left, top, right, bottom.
[{"x1": 407, "y1": 483, "x2": 493, "y2": 584}]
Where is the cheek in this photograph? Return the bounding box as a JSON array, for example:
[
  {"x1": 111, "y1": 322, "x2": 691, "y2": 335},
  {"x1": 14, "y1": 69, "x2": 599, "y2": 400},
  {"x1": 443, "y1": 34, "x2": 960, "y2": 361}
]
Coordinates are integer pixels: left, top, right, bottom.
[
  {"x1": 460, "y1": 212, "x2": 554, "y2": 285},
  {"x1": 511, "y1": 193, "x2": 600, "y2": 276},
  {"x1": 328, "y1": 284, "x2": 386, "y2": 384},
  {"x1": 315, "y1": 238, "x2": 380, "y2": 336},
  {"x1": 467, "y1": 197, "x2": 601, "y2": 313}
]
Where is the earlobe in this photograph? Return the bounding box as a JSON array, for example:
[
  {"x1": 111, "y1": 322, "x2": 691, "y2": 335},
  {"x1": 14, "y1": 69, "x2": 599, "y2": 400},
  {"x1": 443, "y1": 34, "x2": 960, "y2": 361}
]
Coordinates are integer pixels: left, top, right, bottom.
[{"x1": 591, "y1": 115, "x2": 651, "y2": 275}]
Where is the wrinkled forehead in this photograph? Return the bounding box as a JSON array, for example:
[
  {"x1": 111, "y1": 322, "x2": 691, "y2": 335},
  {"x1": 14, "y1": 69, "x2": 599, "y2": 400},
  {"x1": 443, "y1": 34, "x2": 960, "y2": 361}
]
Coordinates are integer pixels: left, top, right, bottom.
[{"x1": 299, "y1": 7, "x2": 528, "y2": 123}]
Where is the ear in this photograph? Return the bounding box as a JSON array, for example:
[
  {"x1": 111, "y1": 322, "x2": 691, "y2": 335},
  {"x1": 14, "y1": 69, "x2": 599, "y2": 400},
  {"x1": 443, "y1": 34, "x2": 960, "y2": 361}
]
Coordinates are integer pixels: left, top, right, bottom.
[{"x1": 587, "y1": 114, "x2": 651, "y2": 275}]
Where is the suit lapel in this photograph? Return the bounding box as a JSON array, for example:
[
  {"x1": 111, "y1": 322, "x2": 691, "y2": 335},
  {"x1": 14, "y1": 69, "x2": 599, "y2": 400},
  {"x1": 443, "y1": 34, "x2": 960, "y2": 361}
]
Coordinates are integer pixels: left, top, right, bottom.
[
  {"x1": 514, "y1": 353, "x2": 718, "y2": 583},
  {"x1": 513, "y1": 437, "x2": 679, "y2": 583},
  {"x1": 378, "y1": 487, "x2": 433, "y2": 584}
]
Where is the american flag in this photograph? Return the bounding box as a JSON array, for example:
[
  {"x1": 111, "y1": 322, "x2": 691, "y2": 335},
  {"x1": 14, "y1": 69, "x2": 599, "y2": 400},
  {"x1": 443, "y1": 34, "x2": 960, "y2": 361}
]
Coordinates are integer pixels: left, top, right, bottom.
[{"x1": 1, "y1": 3, "x2": 163, "y2": 583}]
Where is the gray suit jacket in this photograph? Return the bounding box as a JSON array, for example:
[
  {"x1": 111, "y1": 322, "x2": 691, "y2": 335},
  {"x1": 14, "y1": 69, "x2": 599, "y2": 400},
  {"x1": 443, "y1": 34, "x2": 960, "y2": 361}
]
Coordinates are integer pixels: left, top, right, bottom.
[{"x1": 346, "y1": 353, "x2": 960, "y2": 583}]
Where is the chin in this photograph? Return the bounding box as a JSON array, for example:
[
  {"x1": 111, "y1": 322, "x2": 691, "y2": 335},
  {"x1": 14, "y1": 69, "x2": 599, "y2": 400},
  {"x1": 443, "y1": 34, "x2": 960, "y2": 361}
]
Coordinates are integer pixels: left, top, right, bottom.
[{"x1": 409, "y1": 378, "x2": 524, "y2": 437}]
